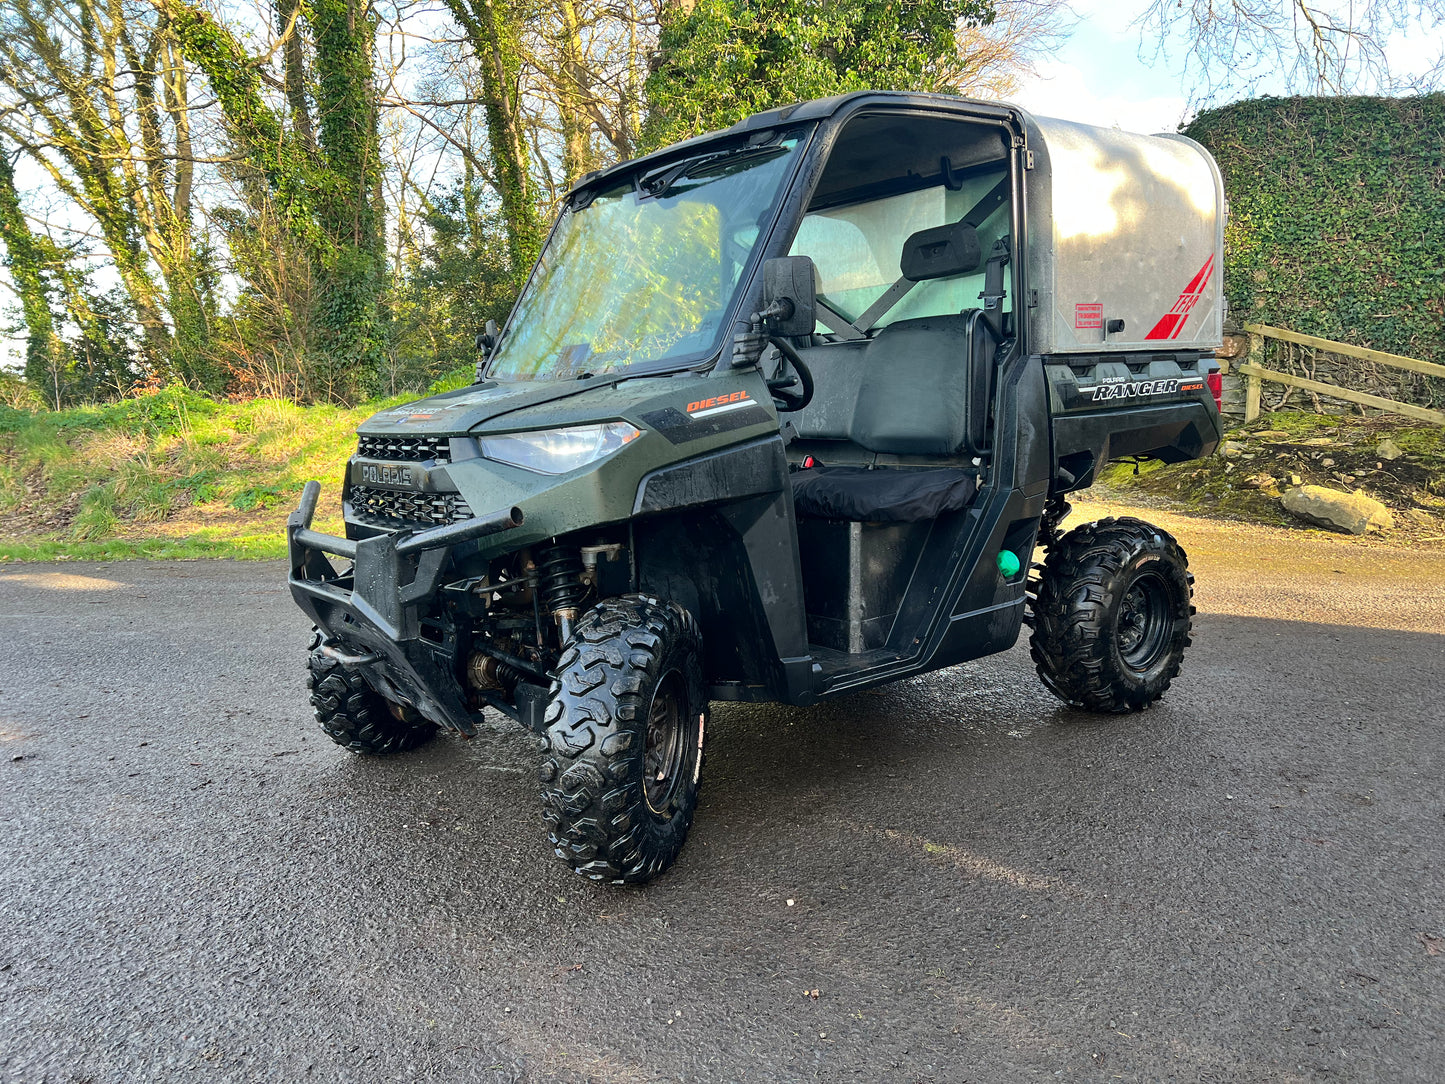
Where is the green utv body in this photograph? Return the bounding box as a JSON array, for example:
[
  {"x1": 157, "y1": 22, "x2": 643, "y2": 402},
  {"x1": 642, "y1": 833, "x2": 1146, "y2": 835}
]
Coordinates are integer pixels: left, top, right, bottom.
[{"x1": 289, "y1": 91, "x2": 1225, "y2": 883}]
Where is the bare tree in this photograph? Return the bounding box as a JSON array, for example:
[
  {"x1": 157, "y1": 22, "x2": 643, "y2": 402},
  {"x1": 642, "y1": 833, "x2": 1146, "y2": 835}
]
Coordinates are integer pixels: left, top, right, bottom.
[
  {"x1": 956, "y1": 0, "x2": 1077, "y2": 99},
  {"x1": 1136, "y1": 0, "x2": 1445, "y2": 99}
]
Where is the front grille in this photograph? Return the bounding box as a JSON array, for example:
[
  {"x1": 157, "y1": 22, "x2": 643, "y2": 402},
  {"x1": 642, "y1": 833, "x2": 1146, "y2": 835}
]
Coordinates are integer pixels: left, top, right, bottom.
[
  {"x1": 356, "y1": 434, "x2": 451, "y2": 464},
  {"x1": 348, "y1": 485, "x2": 473, "y2": 530}
]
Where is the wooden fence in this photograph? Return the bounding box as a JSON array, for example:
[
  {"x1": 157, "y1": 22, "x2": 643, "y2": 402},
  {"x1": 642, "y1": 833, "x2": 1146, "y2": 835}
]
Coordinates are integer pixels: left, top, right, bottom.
[{"x1": 1235, "y1": 323, "x2": 1445, "y2": 426}]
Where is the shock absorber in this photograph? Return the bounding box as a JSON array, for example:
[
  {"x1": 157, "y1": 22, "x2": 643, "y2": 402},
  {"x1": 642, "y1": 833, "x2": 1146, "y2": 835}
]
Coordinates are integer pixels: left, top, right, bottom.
[{"x1": 535, "y1": 544, "x2": 585, "y2": 643}]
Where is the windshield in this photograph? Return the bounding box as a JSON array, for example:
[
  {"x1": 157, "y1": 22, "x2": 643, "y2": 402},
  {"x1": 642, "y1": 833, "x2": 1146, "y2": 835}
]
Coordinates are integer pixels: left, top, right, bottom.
[{"x1": 487, "y1": 136, "x2": 804, "y2": 381}]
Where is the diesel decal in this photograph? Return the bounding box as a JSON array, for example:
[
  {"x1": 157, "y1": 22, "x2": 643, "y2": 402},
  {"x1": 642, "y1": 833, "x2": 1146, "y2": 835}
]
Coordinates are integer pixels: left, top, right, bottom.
[
  {"x1": 1083, "y1": 378, "x2": 1182, "y2": 401},
  {"x1": 641, "y1": 398, "x2": 772, "y2": 445},
  {"x1": 358, "y1": 462, "x2": 415, "y2": 487},
  {"x1": 686, "y1": 390, "x2": 753, "y2": 418}
]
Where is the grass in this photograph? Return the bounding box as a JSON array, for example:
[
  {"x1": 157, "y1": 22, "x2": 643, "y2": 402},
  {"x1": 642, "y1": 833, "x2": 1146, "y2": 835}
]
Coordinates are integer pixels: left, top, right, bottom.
[
  {"x1": 0, "y1": 372, "x2": 469, "y2": 562},
  {"x1": 8, "y1": 390, "x2": 1442, "y2": 562}
]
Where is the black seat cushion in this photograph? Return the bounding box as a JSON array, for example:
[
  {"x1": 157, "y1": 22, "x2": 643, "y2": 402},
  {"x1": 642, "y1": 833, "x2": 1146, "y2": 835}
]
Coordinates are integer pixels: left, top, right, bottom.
[{"x1": 791, "y1": 466, "x2": 977, "y2": 523}]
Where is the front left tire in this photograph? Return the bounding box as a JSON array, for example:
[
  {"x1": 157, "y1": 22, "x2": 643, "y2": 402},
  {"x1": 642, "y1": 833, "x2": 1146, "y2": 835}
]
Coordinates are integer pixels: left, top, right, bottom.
[{"x1": 539, "y1": 595, "x2": 707, "y2": 884}]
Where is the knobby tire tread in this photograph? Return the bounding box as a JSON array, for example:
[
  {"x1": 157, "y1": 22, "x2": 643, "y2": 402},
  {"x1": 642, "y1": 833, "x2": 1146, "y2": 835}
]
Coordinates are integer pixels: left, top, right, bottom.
[
  {"x1": 538, "y1": 595, "x2": 706, "y2": 885},
  {"x1": 1026, "y1": 517, "x2": 1195, "y2": 713},
  {"x1": 307, "y1": 629, "x2": 438, "y2": 754}
]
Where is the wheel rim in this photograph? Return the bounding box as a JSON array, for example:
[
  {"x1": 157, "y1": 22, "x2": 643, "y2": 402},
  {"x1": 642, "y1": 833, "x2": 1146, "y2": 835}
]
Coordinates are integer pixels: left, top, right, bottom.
[
  {"x1": 1116, "y1": 571, "x2": 1172, "y2": 673},
  {"x1": 643, "y1": 670, "x2": 688, "y2": 817}
]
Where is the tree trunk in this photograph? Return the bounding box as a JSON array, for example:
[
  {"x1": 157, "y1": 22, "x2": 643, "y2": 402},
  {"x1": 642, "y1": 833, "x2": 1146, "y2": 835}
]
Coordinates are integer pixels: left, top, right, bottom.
[
  {"x1": 0, "y1": 148, "x2": 61, "y2": 389},
  {"x1": 309, "y1": 0, "x2": 386, "y2": 398},
  {"x1": 445, "y1": 0, "x2": 543, "y2": 286},
  {"x1": 556, "y1": 0, "x2": 592, "y2": 188}
]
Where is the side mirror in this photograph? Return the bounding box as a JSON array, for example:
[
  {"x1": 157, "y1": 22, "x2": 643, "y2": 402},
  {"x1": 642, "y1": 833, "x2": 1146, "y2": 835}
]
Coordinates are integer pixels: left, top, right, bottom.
[
  {"x1": 760, "y1": 256, "x2": 817, "y2": 337},
  {"x1": 475, "y1": 318, "x2": 500, "y2": 357}
]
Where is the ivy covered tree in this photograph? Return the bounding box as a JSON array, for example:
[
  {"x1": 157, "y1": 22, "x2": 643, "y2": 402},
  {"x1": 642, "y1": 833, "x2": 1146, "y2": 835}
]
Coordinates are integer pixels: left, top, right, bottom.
[
  {"x1": 0, "y1": 0, "x2": 218, "y2": 389},
  {"x1": 643, "y1": 0, "x2": 998, "y2": 150},
  {"x1": 442, "y1": 0, "x2": 546, "y2": 289},
  {"x1": 161, "y1": 0, "x2": 384, "y2": 403},
  {"x1": 0, "y1": 148, "x2": 59, "y2": 390},
  {"x1": 0, "y1": 144, "x2": 141, "y2": 405}
]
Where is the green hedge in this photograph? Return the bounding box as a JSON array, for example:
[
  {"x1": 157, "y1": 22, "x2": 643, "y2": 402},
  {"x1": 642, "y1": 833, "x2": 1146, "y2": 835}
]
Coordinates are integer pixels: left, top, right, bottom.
[{"x1": 1186, "y1": 94, "x2": 1445, "y2": 364}]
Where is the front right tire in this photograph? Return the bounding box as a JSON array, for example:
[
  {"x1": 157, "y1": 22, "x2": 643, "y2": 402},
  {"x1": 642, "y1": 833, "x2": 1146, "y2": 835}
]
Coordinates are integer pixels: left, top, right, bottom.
[
  {"x1": 539, "y1": 595, "x2": 707, "y2": 884},
  {"x1": 307, "y1": 630, "x2": 438, "y2": 754}
]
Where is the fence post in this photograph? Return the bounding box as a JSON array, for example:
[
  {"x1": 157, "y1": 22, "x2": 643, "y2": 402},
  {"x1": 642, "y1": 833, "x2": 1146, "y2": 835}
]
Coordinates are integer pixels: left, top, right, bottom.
[{"x1": 1244, "y1": 331, "x2": 1264, "y2": 422}]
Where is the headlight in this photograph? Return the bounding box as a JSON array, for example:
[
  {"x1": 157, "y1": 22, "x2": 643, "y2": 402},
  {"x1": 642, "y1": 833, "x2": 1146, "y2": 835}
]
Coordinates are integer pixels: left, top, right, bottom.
[{"x1": 479, "y1": 422, "x2": 641, "y2": 475}]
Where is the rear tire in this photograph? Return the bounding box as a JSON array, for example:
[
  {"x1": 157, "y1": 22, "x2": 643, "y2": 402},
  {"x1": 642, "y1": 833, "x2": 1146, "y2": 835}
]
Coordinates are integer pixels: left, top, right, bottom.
[
  {"x1": 307, "y1": 630, "x2": 438, "y2": 753},
  {"x1": 539, "y1": 595, "x2": 707, "y2": 884},
  {"x1": 1027, "y1": 517, "x2": 1194, "y2": 713}
]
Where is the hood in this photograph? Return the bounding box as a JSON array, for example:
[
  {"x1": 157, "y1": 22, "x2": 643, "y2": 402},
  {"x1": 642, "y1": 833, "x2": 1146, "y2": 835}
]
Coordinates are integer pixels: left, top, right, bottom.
[{"x1": 357, "y1": 372, "x2": 714, "y2": 437}]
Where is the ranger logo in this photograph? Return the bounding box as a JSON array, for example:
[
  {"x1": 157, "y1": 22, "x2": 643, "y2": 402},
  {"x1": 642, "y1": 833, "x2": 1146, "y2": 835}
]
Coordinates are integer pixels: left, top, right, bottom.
[{"x1": 1083, "y1": 378, "x2": 1181, "y2": 402}]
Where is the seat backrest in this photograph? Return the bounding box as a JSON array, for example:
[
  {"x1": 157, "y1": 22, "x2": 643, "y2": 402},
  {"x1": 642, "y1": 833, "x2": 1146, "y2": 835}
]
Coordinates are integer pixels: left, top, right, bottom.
[
  {"x1": 786, "y1": 339, "x2": 871, "y2": 442},
  {"x1": 851, "y1": 311, "x2": 993, "y2": 457}
]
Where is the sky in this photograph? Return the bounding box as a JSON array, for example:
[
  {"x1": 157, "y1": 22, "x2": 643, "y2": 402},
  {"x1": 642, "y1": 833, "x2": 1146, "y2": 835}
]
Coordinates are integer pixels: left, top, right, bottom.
[
  {"x1": 1009, "y1": 1, "x2": 1194, "y2": 134},
  {"x1": 1009, "y1": 0, "x2": 1445, "y2": 133}
]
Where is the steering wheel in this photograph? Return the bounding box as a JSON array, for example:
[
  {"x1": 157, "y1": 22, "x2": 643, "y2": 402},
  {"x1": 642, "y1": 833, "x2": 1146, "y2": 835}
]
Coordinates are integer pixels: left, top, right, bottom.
[{"x1": 766, "y1": 336, "x2": 815, "y2": 412}]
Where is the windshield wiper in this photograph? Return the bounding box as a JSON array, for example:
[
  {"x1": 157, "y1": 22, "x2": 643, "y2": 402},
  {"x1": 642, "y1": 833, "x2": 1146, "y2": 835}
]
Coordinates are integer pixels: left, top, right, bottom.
[{"x1": 637, "y1": 142, "x2": 787, "y2": 200}]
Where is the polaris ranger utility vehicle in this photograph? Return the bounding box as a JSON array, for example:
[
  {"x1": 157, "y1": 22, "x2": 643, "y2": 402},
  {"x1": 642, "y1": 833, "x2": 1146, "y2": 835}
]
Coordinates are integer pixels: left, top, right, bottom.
[{"x1": 288, "y1": 92, "x2": 1225, "y2": 884}]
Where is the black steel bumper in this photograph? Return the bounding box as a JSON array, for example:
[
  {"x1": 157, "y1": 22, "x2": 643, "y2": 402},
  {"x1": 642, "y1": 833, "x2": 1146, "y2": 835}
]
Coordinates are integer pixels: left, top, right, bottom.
[{"x1": 287, "y1": 480, "x2": 524, "y2": 734}]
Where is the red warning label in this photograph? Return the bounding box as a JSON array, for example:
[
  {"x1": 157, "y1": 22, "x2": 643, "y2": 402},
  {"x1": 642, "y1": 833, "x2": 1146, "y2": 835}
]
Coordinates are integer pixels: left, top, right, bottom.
[{"x1": 1074, "y1": 302, "x2": 1104, "y2": 330}]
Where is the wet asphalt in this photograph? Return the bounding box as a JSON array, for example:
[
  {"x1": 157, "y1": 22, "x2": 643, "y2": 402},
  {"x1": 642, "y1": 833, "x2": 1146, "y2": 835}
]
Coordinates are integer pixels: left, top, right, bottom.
[{"x1": 1, "y1": 512, "x2": 1443, "y2": 1083}]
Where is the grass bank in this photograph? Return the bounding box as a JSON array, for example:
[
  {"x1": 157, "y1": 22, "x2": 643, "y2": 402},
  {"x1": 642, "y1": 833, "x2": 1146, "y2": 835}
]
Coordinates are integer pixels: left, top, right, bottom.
[
  {"x1": 5, "y1": 392, "x2": 1441, "y2": 562},
  {"x1": 0, "y1": 374, "x2": 468, "y2": 561}
]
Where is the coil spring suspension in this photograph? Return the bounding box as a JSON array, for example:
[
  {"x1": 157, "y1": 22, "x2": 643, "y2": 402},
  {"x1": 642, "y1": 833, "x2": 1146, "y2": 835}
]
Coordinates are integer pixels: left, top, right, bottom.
[{"x1": 535, "y1": 545, "x2": 585, "y2": 641}]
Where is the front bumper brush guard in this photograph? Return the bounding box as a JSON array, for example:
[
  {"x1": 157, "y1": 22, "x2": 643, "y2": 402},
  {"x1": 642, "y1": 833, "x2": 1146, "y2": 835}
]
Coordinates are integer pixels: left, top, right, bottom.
[{"x1": 287, "y1": 480, "x2": 524, "y2": 735}]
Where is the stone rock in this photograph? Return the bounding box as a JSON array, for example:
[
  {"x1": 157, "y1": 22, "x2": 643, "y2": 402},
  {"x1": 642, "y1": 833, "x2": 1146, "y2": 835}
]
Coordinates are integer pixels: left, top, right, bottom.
[
  {"x1": 1216, "y1": 334, "x2": 1249, "y2": 360},
  {"x1": 1376, "y1": 438, "x2": 1405, "y2": 461},
  {"x1": 1281, "y1": 486, "x2": 1394, "y2": 535},
  {"x1": 1288, "y1": 473, "x2": 1302, "y2": 485},
  {"x1": 1321, "y1": 458, "x2": 1335, "y2": 467},
  {"x1": 1219, "y1": 440, "x2": 1247, "y2": 458},
  {"x1": 1243, "y1": 473, "x2": 1277, "y2": 489},
  {"x1": 1299, "y1": 437, "x2": 1335, "y2": 447},
  {"x1": 1254, "y1": 430, "x2": 1291, "y2": 441}
]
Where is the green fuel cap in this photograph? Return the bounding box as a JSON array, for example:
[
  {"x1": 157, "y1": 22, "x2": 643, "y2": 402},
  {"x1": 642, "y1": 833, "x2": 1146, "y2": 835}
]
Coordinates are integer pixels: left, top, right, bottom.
[{"x1": 996, "y1": 550, "x2": 1021, "y2": 578}]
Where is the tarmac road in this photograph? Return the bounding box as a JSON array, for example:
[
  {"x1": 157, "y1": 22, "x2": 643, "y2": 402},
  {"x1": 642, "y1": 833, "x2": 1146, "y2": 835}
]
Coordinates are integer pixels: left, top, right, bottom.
[{"x1": 2, "y1": 507, "x2": 1443, "y2": 1083}]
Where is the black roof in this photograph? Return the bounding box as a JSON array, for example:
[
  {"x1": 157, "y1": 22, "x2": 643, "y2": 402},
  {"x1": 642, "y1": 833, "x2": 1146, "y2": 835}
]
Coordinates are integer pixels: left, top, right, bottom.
[{"x1": 568, "y1": 91, "x2": 1025, "y2": 198}]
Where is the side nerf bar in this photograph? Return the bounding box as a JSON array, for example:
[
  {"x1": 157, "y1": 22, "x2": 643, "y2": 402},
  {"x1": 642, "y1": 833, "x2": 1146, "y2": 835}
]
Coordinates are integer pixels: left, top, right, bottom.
[{"x1": 285, "y1": 480, "x2": 525, "y2": 735}]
